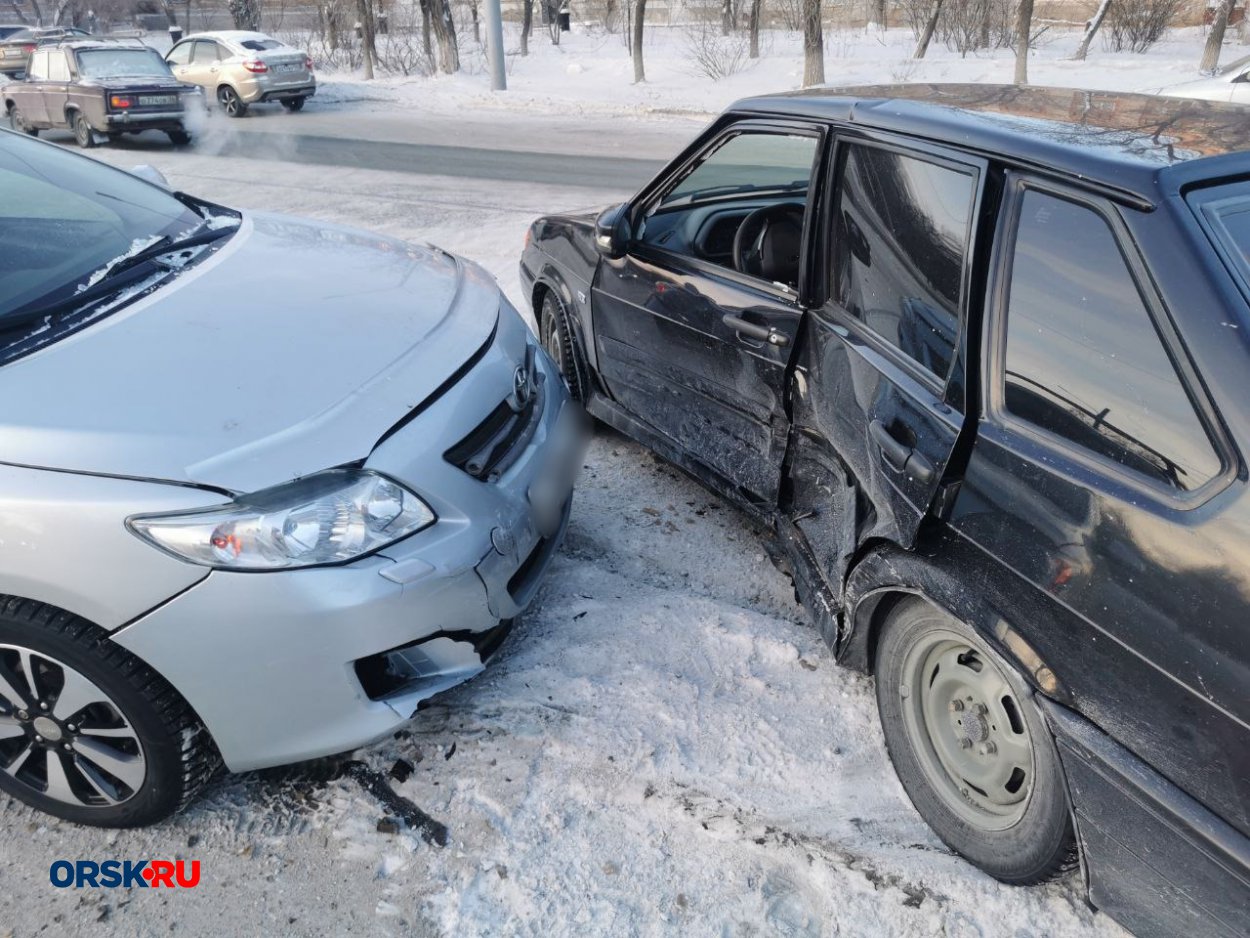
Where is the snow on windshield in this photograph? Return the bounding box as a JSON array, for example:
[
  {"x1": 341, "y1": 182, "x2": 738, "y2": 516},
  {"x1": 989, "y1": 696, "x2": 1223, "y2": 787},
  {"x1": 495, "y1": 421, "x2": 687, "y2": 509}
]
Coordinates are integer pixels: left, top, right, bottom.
[{"x1": 76, "y1": 49, "x2": 171, "y2": 79}]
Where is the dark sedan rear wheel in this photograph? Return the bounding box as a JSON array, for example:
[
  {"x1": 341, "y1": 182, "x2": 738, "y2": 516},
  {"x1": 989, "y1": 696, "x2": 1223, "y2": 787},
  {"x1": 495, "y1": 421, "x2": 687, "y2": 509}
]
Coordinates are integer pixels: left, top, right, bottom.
[
  {"x1": 71, "y1": 111, "x2": 96, "y2": 148},
  {"x1": 217, "y1": 86, "x2": 247, "y2": 118},
  {"x1": 167, "y1": 129, "x2": 192, "y2": 147},
  {"x1": 7, "y1": 105, "x2": 36, "y2": 137},
  {"x1": 540, "y1": 290, "x2": 586, "y2": 403},
  {"x1": 281, "y1": 96, "x2": 306, "y2": 112},
  {"x1": 874, "y1": 597, "x2": 1076, "y2": 884}
]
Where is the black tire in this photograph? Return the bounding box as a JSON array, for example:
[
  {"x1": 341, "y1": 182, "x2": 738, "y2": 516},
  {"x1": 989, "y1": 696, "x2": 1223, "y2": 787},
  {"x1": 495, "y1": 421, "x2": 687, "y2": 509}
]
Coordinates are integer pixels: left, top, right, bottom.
[
  {"x1": 874, "y1": 597, "x2": 1076, "y2": 884},
  {"x1": 217, "y1": 85, "x2": 247, "y2": 118},
  {"x1": 71, "y1": 111, "x2": 96, "y2": 148},
  {"x1": 0, "y1": 599, "x2": 220, "y2": 827},
  {"x1": 281, "y1": 96, "x2": 306, "y2": 112},
  {"x1": 7, "y1": 104, "x2": 36, "y2": 136},
  {"x1": 540, "y1": 289, "x2": 587, "y2": 403},
  {"x1": 167, "y1": 129, "x2": 192, "y2": 146}
]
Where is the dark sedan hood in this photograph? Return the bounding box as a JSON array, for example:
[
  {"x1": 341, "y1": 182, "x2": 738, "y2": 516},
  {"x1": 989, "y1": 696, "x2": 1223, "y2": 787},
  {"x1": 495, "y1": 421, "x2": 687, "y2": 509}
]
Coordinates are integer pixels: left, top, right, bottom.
[{"x1": 0, "y1": 212, "x2": 501, "y2": 492}]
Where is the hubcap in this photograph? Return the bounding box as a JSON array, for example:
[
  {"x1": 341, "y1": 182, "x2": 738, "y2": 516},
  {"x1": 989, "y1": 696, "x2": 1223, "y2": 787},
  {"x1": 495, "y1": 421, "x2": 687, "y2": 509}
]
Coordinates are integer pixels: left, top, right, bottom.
[
  {"x1": 0, "y1": 644, "x2": 146, "y2": 808},
  {"x1": 899, "y1": 629, "x2": 1034, "y2": 830}
]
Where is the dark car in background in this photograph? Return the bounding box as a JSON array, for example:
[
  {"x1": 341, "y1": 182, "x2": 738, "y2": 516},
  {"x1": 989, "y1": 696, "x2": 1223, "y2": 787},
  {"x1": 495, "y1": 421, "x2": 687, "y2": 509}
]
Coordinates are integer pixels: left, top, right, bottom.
[
  {"x1": 3, "y1": 39, "x2": 195, "y2": 147},
  {"x1": 0, "y1": 26, "x2": 88, "y2": 77},
  {"x1": 521, "y1": 85, "x2": 1250, "y2": 938}
]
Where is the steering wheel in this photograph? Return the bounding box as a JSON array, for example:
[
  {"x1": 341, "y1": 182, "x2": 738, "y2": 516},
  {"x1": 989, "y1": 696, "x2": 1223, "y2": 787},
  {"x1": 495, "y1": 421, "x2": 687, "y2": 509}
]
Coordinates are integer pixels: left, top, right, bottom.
[{"x1": 732, "y1": 202, "x2": 806, "y2": 284}]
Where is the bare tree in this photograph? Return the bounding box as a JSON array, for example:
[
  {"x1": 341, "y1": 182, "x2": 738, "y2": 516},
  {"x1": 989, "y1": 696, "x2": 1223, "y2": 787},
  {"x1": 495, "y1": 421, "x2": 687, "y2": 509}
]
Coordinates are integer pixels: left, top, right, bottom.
[
  {"x1": 357, "y1": 0, "x2": 375, "y2": 78},
  {"x1": 419, "y1": 0, "x2": 432, "y2": 57},
  {"x1": 1072, "y1": 0, "x2": 1111, "y2": 60},
  {"x1": 749, "y1": 0, "x2": 762, "y2": 57},
  {"x1": 227, "y1": 0, "x2": 261, "y2": 30},
  {"x1": 1013, "y1": 0, "x2": 1033, "y2": 83},
  {"x1": 914, "y1": 0, "x2": 943, "y2": 58},
  {"x1": 1202, "y1": 0, "x2": 1236, "y2": 72},
  {"x1": 632, "y1": 0, "x2": 646, "y2": 82},
  {"x1": 5, "y1": 0, "x2": 29, "y2": 24},
  {"x1": 429, "y1": 0, "x2": 459, "y2": 72},
  {"x1": 521, "y1": 0, "x2": 533, "y2": 54},
  {"x1": 802, "y1": 0, "x2": 822, "y2": 86},
  {"x1": 1105, "y1": 0, "x2": 1182, "y2": 53}
]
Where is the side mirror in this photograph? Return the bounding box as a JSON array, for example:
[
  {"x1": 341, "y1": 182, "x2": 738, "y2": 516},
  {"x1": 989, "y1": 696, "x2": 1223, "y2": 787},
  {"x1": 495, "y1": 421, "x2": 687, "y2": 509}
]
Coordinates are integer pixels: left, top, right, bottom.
[
  {"x1": 129, "y1": 165, "x2": 171, "y2": 189},
  {"x1": 593, "y1": 203, "x2": 631, "y2": 259}
]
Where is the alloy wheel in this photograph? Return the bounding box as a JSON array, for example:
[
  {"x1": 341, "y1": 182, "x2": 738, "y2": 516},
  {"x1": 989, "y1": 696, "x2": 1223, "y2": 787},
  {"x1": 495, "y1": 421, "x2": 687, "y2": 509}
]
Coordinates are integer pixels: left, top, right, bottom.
[
  {"x1": 217, "y1": 86, "x2": 243, "y2": 117},
  {"x1": 0, "y1": 643, "x2": 146, "y2": 808},
  {"x1": 897, "y1": 628, "x2": 1034, "y2": 830}
]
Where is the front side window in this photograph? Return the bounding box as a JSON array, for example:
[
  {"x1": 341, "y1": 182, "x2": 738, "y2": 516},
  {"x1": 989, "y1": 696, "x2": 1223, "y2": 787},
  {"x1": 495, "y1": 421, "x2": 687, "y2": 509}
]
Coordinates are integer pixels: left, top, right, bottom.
[
  {"x1": 636, "y1": 130, "x2": 818, "y2": 289},
  {"x1": 831, "y1": 142, "x2": 975, "y2": 381},
  {"x1": 1002, "y1": 190, "x2": 1221, "y2": 491},
  {"x1": 76, "y1": 48, "x2": 172, "y2": 79},
  {"x1": 166, "y1": 41, "x2": 192, "y2": 66}
]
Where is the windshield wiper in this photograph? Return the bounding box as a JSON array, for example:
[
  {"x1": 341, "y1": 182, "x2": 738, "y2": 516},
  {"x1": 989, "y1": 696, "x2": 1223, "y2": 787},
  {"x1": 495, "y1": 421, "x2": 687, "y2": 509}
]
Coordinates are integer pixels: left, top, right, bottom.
[{"x1": 98, "y1": 223, "x2": 235, "y2": 284}]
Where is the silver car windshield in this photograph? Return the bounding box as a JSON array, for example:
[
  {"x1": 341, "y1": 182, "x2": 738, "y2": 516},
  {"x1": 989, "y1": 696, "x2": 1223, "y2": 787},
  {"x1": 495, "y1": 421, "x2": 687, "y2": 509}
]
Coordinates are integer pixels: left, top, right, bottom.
[
  {"x1": 76, "y1": 48, "x2": 173, "y2": 79},
  {"x1": 0, "y1": 131, "x2": 203, "y2": 319}
]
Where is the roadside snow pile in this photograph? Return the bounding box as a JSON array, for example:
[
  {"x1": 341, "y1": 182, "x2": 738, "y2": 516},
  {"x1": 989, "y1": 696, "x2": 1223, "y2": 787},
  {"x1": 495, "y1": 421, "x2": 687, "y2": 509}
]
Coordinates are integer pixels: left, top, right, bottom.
[{"x1": 315, "y1": 25, "x2": 1223, "y2": 119}]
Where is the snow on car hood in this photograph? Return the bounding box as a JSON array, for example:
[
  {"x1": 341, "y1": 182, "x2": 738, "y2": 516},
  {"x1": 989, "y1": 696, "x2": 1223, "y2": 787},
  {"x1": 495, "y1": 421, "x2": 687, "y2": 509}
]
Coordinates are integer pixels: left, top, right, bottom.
[{"x1": 0, "y1": 212, "x2": 501, "y2": 492}]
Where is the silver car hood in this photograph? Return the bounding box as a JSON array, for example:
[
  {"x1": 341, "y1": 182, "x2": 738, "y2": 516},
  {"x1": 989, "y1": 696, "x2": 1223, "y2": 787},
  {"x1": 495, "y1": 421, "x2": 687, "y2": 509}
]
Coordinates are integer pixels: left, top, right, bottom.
[{"x1": 0, "y1": 212, "x2": 500, "y2": 492}]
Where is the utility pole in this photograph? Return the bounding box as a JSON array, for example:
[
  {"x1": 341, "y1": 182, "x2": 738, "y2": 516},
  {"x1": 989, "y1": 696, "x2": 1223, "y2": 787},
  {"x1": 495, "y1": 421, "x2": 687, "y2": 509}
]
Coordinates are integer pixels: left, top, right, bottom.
[{"x1": 485, "y1": 0, "x2": 506, "y2": 90}]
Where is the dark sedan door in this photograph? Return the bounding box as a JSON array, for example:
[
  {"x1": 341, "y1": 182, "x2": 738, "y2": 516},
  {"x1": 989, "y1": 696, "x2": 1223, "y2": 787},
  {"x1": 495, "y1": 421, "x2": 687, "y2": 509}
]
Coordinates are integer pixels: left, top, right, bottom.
[
  {"x1": 592, "y1": 122, "x2": 825, "y2": 505},
  {"x1": 802, "y1": 135, "x2": 984, "y2": 544}
]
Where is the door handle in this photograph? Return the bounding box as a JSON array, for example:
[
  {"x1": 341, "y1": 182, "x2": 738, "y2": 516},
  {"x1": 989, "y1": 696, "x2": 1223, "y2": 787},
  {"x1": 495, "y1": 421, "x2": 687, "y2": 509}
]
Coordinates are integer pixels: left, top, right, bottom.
[
  {"x1": 722, "y1": 314, "x2": 790, "y2": 347},
  {"x1": 869, "y1": 420, "x2": 935, "y2": 484}
]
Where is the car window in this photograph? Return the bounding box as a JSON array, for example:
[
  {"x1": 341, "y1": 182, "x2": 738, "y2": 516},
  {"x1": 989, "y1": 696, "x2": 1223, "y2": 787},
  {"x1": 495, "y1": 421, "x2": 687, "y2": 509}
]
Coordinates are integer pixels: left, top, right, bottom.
[
  {"x1": 1002, "y1": 190, "x2": 1221, "y2": 492},
  {"x1": 239, "y1": 38, "x2": 283, "y2": 51},
  {"x1": 25, "y1": 49, "x2": 46, "y2": 80},
  {"x1": 192, "y1": 40, "x2": 219, "y2": 64},
  {"x1": 166, "y1": 41, "x2": 192, "y2": 65},
  {"x1": 636, "y1": 130, "x2": 818, "y2": 288},
  {"x1": 831, "y1": 142, "x2": 975, "y2": 382},
  {"x1": 215, "y1": 42, "x2": 233, "y2": 59},
  {"x1": 77, "y1": 48, "x2": 172, "y2": 79},
  {"x1": 45, "y1": 50, "x2": 69, "y2": 81}
]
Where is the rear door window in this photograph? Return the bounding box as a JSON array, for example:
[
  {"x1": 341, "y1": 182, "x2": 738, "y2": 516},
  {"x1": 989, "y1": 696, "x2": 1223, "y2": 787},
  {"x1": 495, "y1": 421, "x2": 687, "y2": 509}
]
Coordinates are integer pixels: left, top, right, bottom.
[
  {"x1": 46, "y1": 51, "x2": 69, "y2": 81},
  {"x1": 1000, "y1": 189, "x2": 1222, "y2": 492},
  {"x1": 831, "y1": 142, "x2": 976, "y2": 383},
  {"x1": 191, "y1": 40, "x2": 219, "y2": 64}
]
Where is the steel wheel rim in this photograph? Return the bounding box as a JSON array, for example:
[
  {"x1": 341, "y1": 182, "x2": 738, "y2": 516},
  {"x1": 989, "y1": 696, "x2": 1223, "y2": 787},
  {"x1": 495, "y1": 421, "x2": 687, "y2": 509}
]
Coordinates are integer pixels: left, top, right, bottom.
[
  {"x1": 0, "y1": 643, "x2": 146, "y2": 808},
  {"x1": 9, "y1": 107, "x2": 22, "y2": 132},
  {"x1": 898, "y1": 628, "x2": 1034, "y2": 831},
  {"x1": 74, "y1": 115, "x2": 89, "y2": 146}
]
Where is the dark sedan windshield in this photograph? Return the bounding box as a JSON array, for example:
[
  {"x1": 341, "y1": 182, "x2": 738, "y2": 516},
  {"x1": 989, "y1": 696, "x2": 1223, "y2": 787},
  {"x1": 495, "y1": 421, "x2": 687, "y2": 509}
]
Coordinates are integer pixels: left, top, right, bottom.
[
  {"x1": 0, "y1": 131, "x2": 204, "y2": 320},
  {"x1": 76, "y1": 48, "x2": 172, "y2": 79}
]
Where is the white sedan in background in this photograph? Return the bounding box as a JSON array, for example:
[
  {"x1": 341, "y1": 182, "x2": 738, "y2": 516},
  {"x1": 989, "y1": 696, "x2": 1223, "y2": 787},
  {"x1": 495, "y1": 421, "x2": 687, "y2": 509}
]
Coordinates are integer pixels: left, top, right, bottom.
[{"x1": 1158, "y1": 54, "x2": 1250, "y2": 103}]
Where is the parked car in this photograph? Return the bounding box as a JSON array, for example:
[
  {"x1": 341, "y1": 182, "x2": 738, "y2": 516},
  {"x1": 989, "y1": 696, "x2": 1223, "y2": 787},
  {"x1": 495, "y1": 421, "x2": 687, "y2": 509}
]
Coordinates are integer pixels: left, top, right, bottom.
[
  {"x1": 1159, "y1": 54, "x2": 1250, "y2": 103},
  {"x1": 2, "y1": 39, "x2": 196, "y2": 147},
  {"x1": 0, "y1": 24, "x2": 26, "y2": 41},
  {"x1": 0, "y1": 26, "x2": 88, "y2": 77},
  {"x1": 165, "y1": 30, "x2": 314, "y2": 117},
  {"x1": 520, "y1": 85, "x2": 1250, "y2": 938},
  {"x1": 0, "y1": 127, "x2": 583, "y2": 827}
]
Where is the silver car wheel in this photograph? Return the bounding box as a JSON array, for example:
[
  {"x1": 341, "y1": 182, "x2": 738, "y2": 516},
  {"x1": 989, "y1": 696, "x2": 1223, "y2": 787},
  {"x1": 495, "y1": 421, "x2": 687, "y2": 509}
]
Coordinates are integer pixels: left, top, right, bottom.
[{"x1": 0, "y1": 643, "x2": 146, "y2": 807}]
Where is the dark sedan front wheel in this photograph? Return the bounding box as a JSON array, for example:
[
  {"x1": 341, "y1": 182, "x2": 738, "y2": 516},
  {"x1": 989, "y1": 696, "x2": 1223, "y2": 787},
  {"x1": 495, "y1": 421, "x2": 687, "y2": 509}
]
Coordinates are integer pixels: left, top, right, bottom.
[
  {"x1": 874, "y1": 597, "x2": 1076, "y2": 884},
  {"x1": 8, "y1": 105, "x2": 36, "y2": 137}
]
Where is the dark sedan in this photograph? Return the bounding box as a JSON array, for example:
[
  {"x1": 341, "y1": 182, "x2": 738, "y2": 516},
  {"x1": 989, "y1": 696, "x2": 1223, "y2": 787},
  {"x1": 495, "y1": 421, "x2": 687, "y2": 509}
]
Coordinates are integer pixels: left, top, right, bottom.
[
  {"x1": 521, "y1": 85, "x2": 1250, "y2": 938},
  {"x1": 0, "y1": 26, "x2": 87, "y2": 77}
]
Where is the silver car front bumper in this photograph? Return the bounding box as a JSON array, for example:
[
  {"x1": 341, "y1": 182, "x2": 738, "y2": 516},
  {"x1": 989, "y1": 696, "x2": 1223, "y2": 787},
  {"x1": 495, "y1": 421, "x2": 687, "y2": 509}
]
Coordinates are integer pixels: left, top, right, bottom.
[{"x1": 114, "y1": 314, "x2": 584, "y2": 772}]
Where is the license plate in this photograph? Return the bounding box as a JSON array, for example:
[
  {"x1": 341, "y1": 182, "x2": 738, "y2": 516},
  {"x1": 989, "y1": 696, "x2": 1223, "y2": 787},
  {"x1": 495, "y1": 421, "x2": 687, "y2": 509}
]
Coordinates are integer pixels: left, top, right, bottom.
[
  {"x1": 276, "y1": 63, "x2": 302, "y2": 73},
  {"x1": 138, "y1": 94, "x2": 178, "y2": 106}
]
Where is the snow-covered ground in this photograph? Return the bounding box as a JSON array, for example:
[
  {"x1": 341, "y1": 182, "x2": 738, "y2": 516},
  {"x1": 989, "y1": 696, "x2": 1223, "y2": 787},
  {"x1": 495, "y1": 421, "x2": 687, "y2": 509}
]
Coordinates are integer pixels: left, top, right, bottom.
[{"x1": 0, "y1": 136, "x2": 1131, "y2": 936}]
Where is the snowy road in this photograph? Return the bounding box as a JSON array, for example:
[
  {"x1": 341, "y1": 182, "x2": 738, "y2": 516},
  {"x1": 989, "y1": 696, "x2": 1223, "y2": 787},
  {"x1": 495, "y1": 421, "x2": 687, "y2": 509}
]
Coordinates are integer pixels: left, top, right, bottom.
[{"x1": 0, "y1": 114, "x2": 1129, "y2": 938}]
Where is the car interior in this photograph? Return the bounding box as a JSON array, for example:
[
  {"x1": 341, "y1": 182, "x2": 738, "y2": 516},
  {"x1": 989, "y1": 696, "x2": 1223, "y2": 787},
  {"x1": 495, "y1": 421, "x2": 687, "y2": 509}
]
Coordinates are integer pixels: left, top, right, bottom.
[{"x1": 635, "y1": 131, "x2": 818, "y2": 289}]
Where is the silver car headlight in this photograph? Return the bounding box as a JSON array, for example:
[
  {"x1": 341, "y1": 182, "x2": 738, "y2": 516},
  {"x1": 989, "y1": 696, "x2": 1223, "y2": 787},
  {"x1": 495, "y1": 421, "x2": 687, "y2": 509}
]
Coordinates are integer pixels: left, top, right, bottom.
[{"x1": 128, "y1": 469, "x2": 435, "y2": 570}]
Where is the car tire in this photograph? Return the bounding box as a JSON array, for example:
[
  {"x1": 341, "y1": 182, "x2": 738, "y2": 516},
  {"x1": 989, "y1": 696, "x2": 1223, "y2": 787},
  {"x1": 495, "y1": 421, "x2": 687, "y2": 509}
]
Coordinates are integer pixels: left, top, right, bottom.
[
  {"x1": 281, "y1": 97, "x2": 306, "y2": 112},
  {"x1": 217, "y1": 86, "x2": 247, "y2": 118},
  {"x1": 0, "y1": 599, "x2": 221, "y2": 827},
  {"x1": 71, "y1": 111, "x2": 96, "y2": 148},
  {"x1": 167, "y1": 129, "x2": 192, "y2": 147},
  {"x1": 540, "y1": 289, "x2": 587, "y2": 403},
  {"x1": 7, "y1": 104, "x2": 36, "y2": 137},
  {"x1": 874, "y1": 597, "x2": 1076, "y2": 885}
]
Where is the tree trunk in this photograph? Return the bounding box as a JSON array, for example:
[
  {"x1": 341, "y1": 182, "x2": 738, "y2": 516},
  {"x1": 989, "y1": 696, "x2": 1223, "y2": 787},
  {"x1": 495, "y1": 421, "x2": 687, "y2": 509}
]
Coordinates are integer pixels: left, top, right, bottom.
[
  {"x1": 430, "y1": 0, "x2": 459, "y2": 73},
  {"x1": 1202, "y1": 0, "x2": 1236, "y2": 72},
  {"x1": 874, "y1": 0, "x2": 886, "y2": 27},
  {"x1": 469, "y1": 0, "x2": 480, "y2": 44},
  {"x1": 227, "y1": 0, "x2": 261, "y2": 31},
  {"x1": 521, "y1": 0, "x2": 532, "y2": 54},
  {"x1": 802, "y1": 0, "x2": 823, "y2": 86},
  {"x1": 749, "y1": 0, "x2": 761, "y2": 57},
  {"x1": 1013, "y1": 0, "x2": 1034, "y2": 84},
  {"x1": 721, "y1": 0, "x2": 732, "y2": 35},
  {"x1": 419, "y1": 0, "x2": 431, "y2": 57},
  {"x1": 357, "y1": 0, "x2": 376, "y2": 79},
  {"x1": 632, "y1": 0, "x2": 646, "y2": 82},
  {"x1": 1072, "y1": 0, "x2": 1111, "y2": 60},
  {"x1": 914, "y1": 0, "x2": 942, "y2": 58}
]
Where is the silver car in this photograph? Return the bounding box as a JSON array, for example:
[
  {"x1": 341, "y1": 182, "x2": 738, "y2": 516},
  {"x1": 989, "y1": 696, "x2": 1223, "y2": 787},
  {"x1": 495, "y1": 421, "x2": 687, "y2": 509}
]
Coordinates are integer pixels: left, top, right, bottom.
[
  {"x1": 1158, "y1": 54, "x2": 1250, "y2": 104},
  {"x1": 165, "y1": 30, "x2": 314, "y2": 117},
  {"x1": 0, "y1": 129, "x2": 583, "y2": 827}
]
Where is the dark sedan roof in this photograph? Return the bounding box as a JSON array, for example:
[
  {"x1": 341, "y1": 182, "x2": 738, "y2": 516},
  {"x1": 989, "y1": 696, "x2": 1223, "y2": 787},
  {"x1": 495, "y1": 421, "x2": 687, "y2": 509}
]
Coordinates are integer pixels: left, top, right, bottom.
[{"x1": 731, "y1": 84, "x2": 1250, "y2": 205}]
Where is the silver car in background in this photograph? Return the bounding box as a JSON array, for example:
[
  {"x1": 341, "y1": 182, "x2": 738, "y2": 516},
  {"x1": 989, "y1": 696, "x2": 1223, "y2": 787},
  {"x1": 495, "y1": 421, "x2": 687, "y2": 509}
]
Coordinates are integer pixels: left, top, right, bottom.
[
  {"x1": 165, "y1": 29, "x2": 314, "y2": 116},
  {"x1": 1158, "y1": 54, "x2": 1250, "y2": 103},
  {"x1": 0, "y1": 129, "x2": 583, "y2": 827}
]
